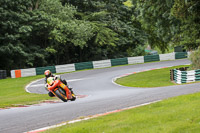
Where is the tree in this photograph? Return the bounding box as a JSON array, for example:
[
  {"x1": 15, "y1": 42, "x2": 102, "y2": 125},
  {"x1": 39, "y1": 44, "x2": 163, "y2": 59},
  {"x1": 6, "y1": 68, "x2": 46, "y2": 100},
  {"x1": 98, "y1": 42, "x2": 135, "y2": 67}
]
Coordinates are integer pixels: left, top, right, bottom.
[
  {"x1": 38, "y1": 0, "x2": 95, "y2": 63},
  {"x1": 0, "y1": 0, "x2": 96, "y2": 70},
  {"x1": 64, "y1": 0, "x2": 146, "y2": 59},
  {"x1": 0, "y1": 0, "x2": 148, "y2": 72},
  {"x1": 190, "y1": 47, "x2": 200, "y2": 69},
  {"x1": 0, "y1": 0, "x2": 33, "y2": 70},
  {"x1": 135, "y1": 0, "x2": 181, "y2": 53},
  {"x1": 171, "y1": 0, "x2": 200, "y2": 50}
]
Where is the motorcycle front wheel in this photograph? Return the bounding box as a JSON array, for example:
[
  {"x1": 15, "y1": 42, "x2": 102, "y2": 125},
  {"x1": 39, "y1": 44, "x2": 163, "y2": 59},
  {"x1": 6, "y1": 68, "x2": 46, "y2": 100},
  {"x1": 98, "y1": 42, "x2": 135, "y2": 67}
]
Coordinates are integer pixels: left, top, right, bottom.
[{"x1": 54, "y1": 88, "x2": 68, "y2": 102}]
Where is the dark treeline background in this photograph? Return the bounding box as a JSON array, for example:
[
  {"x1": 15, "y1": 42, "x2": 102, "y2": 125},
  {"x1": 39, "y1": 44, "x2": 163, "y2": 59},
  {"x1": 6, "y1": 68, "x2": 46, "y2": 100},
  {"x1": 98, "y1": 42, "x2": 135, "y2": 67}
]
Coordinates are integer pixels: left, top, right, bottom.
[{"x1": 0, "y1": 0, "x2": 200, "y2": 72}]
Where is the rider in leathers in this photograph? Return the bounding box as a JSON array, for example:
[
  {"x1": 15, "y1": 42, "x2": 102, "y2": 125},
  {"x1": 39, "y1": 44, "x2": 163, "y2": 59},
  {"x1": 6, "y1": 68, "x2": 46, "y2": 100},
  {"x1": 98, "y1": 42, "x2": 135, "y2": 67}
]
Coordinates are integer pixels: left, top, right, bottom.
[{"x1": 44, "y1": 70, "x2": 72, "y2": 97}]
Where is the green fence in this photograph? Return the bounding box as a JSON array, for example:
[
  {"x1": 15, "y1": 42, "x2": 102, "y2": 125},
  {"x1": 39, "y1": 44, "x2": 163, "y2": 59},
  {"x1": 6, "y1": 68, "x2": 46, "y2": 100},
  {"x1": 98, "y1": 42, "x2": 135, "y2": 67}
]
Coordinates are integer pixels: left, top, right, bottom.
[
  {"x1": 144, "y1": 55, "x2": 160, "y2": 62},
  {"x1": 195, "y1": 69, "x2": 200, "y2": 81},
  {"x1": 111, "y1": 58, "x2": 128, "y2": 66},
  {"x1": 75, "y1": 61, "x2": 94, "y2": 71},
  {"x1": 175, "y1": 52, "x2": 187, "y2": 59},
  {"x1": 36, "y1": 66, "x2": 56, "y2": 75}
]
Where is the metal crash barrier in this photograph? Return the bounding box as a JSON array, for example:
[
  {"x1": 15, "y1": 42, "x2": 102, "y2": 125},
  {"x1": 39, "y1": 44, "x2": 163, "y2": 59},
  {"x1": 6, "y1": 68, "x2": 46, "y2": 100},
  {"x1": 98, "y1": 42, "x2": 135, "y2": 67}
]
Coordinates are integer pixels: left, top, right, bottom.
[{"x1": 0, "y1": 70, "x2": 7, "y2": 79}]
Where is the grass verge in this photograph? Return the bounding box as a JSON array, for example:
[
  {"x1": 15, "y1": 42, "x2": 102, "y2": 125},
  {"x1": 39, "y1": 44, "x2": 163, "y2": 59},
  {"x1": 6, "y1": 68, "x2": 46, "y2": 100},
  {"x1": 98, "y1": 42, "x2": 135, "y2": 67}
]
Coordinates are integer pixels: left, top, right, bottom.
[
  {"x1": 0, "y1": 75, "x2": 53, "y2": 108},
  {"x1": 44, "y1": 92, "x2": 200, "y2": 133},
  {"x1": 42, "y1": 64, "x2": 200, "y2": 133},
  {"x1": 0, "y1": 64, "x2": 190, "y2": 108},
  {"x1": 115, "y1": 65, "x2": 189, "y2": 87}
]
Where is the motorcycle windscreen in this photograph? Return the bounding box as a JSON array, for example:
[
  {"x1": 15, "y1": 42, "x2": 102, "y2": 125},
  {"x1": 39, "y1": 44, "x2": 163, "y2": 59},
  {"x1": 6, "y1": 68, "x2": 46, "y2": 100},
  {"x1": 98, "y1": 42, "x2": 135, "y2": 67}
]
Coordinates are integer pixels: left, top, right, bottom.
[{"x1": 47, "y1": 77, "x2": 54, "y2": 85}]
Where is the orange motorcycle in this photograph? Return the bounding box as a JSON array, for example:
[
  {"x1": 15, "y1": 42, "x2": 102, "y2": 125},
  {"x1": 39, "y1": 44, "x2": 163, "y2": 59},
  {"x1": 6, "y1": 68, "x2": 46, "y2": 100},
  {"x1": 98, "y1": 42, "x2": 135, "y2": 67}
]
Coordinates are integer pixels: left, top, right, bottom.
[{"x1": 46, "y1": 77, "x2": 76, "y2": 102}]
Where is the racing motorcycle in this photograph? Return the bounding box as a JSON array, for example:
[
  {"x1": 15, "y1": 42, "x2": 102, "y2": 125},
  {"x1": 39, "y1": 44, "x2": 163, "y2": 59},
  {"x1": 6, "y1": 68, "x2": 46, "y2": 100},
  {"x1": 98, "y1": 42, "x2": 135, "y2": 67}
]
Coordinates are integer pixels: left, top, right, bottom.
[{"x1": 46, "y1": 76, "x2": 76, "y2": 102}]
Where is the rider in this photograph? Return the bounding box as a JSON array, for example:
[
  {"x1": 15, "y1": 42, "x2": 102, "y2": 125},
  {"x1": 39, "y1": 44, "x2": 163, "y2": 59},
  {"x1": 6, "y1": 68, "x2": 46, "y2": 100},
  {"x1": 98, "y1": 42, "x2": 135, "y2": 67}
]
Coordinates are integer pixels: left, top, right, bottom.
[{"x1": 44, "y1": 70, "x2": 71, "y2": 97}]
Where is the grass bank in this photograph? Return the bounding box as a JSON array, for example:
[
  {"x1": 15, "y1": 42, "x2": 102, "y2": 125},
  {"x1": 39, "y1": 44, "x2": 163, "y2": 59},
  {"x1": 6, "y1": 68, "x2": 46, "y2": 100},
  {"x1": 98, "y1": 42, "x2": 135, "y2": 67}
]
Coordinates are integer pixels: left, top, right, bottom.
[
  {"x1": 43, "y1": 64, "x2": 200, "y2": 133},
  {"x1": 115, "y1": 65, "x2": 189, "y2": 87},
  {"x1": 0, "y1": 75, "x2": 52, "y2": 108},
  {"x1": 0, "y1": 64, "x2": 190, "y2": 108},
  {"x1": 44, "y1": 92, "x2": 200, "y2": 133}
]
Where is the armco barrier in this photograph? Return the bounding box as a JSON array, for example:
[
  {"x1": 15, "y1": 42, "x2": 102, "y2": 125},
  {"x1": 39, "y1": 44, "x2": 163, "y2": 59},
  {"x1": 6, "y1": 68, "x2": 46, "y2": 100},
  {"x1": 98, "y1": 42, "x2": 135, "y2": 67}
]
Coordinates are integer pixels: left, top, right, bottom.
[
  {"x1": 160, "y1": 53, "x2": 175, "y2": 61},
  {"x1": 195, "y1": 69, "x2": 200, "y2": 81},
  {"x1": 93, "y1": 59, "x2": 111, "y2": 69},
  {"x1": 172, "y1": 68, "x2": 200, "y2": 84},
  {"x1": 55, "y1": 64, "x2": 75, "y2": 73},
  {"x1": 111, "y1": 57, "x2": 128, "y2": 66},
  {"x1": 128, "y1": 56, "x2": 144, "y2": 64},
  {"x1": 0, "y1": 70, "x2": 7, "y2": 79},
  {"x1": 11, "y1": 70, "x2": 21, "y2": 78},
  {"x1": 11, "y1": 70, "x2": 15, "y2": 78},
  {"x1": 75, "y1": 61, "x2": 93, "y2": 71},
  {"x1": 36, "y1": 66, "x2": 56, "y2": 75},
  {"x1": 10, "y1": 52, "x2": 190, "y2": 78},
  {"x1": 144, "y1": 55, "x2": 160, "y2": 62},
  {"x1": 175, "y1": 52, "x2": 187, "y2": 59},
  {"x1": 21, "y1": 68, "x2": 36, "y2": 77}
]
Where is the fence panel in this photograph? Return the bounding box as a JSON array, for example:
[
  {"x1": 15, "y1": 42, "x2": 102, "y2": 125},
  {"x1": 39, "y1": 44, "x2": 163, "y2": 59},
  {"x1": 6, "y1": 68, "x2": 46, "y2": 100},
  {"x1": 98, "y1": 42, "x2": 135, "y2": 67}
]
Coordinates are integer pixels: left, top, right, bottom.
[
  {"x1": 144, "y1": 55, "x2": 160, "y2": 62},
  {"x1": 128, "y1": 56, "x2": 144, "y2": 64},
  {"x1": 75, "y1": 62, "x2": 93, "y2": 71},
  {"x1": 21, "y1": 68, "x2": 36, "y2": 77},
  {"x1": 160, "y1": 53, "x2": 175, "y2": 61},
  {"x1": 175, "y1": 52, "x2": 188, "y2": 59},
  {"x1": 36, "y1": 66, "x2": 56, "y2": 75},
  {"x1": 93, "y1": 60, "x2": 111, "y2": 69},
  {"x1": 111, "y1": 58, "x2": 128, "y2": 66},
  {"x1": 0, "y1": 70, "x2": 7, "y2": 79},
  {"x1": 56, "y1": 64, "x2": 75, "y2": 73}
]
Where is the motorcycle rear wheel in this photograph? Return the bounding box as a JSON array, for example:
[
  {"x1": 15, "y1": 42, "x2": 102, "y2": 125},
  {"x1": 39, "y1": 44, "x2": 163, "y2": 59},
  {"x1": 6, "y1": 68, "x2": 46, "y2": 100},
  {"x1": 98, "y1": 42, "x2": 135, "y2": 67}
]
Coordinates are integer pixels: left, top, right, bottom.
[{"x1": 54, "y1": 88, "x2": 68, "y2": 102}]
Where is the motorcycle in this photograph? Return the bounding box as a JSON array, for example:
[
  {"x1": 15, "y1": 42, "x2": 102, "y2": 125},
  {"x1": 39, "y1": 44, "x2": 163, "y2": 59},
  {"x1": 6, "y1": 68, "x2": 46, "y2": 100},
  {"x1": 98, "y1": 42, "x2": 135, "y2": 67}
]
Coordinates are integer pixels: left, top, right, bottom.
[{"x1": 46, "y1": 76, "x2": 76, "y2": 102}]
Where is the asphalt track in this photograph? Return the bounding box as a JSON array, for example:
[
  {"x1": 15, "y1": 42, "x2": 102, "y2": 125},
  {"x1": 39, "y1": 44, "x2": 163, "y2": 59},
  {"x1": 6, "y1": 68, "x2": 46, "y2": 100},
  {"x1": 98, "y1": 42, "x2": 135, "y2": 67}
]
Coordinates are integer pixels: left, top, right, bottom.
[{"x1": 1, "y1": 59, "x2": 200, "y2": 133}]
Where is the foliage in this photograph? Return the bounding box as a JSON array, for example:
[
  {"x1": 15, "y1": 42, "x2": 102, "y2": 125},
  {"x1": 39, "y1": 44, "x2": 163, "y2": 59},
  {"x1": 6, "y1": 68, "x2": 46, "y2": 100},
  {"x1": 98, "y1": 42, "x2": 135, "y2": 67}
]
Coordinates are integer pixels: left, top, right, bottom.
[
  {"x1": 0, "y1": 0, "x2": 32, "y2": 70},
  {"x1": 1, "y1": 0, "x2": 200, "y2": 72},
  {"x1": 126, "y1": 45, "x2": 145, "y2": 57},
  {"x1": 135, "y1": 0, "x2": 181, "y2": 53},
  {"x1": 131, "y1": 0, "x2": 200, "y2": 53},
  {"x1": 171, "y1": 0, "x2": 200, "y2": 50},
  {"x1": 124, "y1": 0, "x2": 133, "y2": 7},
  {"x1": 189, "y1": 47, "x2": 200, "y2": 70},
  {"x1": 0, "y1": 0, "x2": 148, "y2": 72},
  {"x1": 64, "y1": 0, "x2": 147, "y2": 59}
]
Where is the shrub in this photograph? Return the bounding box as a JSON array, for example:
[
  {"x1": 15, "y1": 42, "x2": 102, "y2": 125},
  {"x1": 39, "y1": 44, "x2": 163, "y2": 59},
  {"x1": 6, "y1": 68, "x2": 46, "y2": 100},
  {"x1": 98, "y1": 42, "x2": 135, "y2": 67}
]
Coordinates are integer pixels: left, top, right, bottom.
[{"x1": 190, "y1": 47, "x2": 200, "y2": 70}]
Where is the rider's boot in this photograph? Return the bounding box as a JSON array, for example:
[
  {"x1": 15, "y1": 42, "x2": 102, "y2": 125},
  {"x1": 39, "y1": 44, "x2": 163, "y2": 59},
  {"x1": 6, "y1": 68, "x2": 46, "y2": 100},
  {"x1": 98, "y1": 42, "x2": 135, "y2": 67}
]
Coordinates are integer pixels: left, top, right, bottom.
[
  {"x1": 69, "y1": 88, "x2": 73, "y2": 93},
  {"x1": 69, "y1": 88, "x2": 75, "y2": 98}
]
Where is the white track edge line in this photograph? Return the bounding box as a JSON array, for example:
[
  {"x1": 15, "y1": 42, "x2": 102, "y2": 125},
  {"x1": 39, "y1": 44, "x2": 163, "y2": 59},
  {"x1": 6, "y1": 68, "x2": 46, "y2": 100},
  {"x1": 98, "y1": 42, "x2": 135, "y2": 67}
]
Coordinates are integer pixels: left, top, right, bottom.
[{"x1": 25, "y1": 78, "x2": 44, "y2": 93}]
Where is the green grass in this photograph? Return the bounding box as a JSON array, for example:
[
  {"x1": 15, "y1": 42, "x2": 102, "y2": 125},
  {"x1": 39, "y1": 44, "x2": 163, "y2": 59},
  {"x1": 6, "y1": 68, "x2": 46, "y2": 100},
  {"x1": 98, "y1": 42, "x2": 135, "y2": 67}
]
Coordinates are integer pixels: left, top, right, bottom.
[
  {"x1": 0, "y1": 64, "x2": 189, "y2": 108},
  {"x1": 0, "y1": 64, "x2": 132, "y2": 108},
  {"x1": 0, "y1": 75, "x2": 53, "y2": 108},
  {"x1": 43, "y1": 64, "x2": 200, "y2": 133},
  {"x1": 115, "y1": 65, "x2": 189, "y2": 87},
  {"x1": 44, "y1": 92, "x2": 200, "y2": 133}
]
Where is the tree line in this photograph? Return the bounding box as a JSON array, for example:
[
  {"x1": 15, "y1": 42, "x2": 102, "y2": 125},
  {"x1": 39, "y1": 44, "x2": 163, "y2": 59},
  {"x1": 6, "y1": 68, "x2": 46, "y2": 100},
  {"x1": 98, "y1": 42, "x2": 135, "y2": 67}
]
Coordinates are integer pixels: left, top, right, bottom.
[{"x1": 0, "y1": 0, "x2": 199, "y2": 72}]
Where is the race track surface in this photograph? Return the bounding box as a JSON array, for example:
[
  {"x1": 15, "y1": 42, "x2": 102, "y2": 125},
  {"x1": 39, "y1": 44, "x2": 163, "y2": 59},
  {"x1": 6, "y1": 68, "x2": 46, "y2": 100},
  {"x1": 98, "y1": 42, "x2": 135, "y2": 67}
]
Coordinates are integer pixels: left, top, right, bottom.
[{"x1": 1, "y1": 59, "x2": 200, "y2": 133}]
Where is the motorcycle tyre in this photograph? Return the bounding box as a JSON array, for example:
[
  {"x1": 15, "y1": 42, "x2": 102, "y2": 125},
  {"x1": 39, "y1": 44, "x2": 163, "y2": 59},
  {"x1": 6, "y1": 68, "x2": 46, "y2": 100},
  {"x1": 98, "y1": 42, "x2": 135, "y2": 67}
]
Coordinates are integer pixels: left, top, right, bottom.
[{"x1": 54, "y1": 89, "x2": 68, "y2": 102}]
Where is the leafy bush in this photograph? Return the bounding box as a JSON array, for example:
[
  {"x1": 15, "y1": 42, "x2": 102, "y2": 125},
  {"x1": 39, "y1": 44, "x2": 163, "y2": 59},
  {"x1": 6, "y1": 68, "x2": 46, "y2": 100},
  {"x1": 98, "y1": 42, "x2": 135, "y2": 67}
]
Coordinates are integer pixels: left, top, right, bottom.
[{"x1": 190, "y1": 47, "x2": 200, "y2": 70}]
